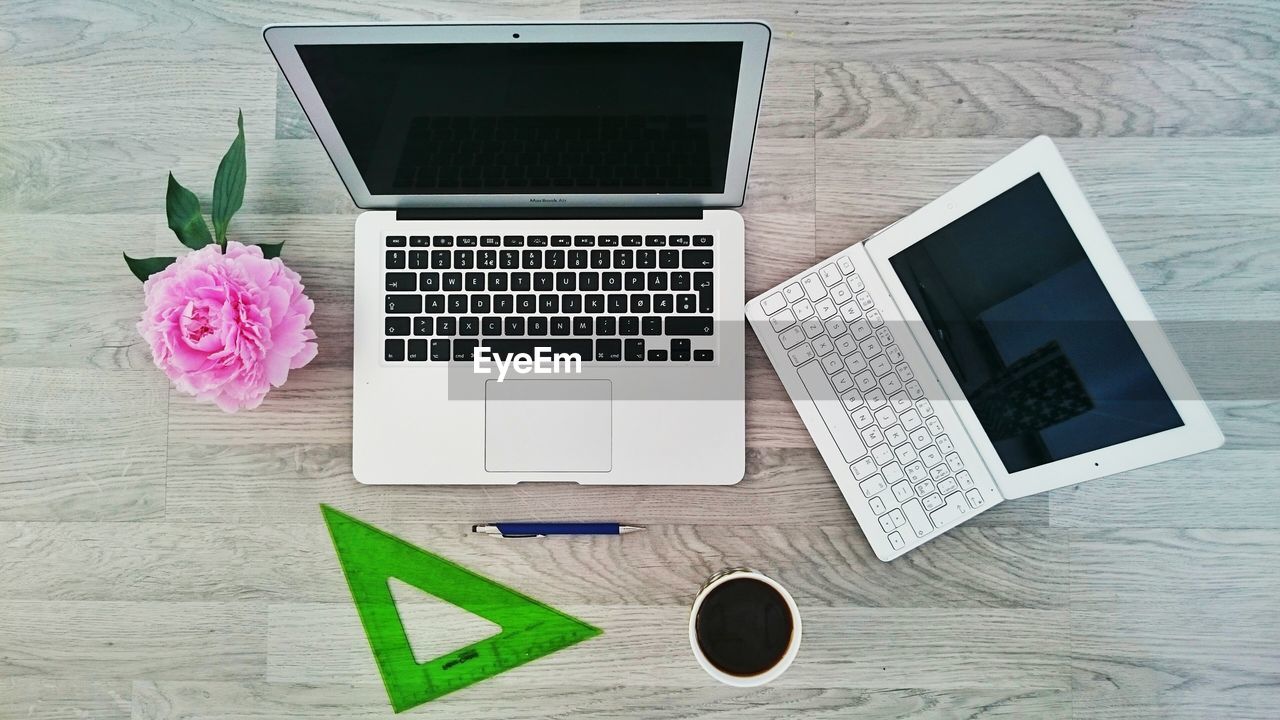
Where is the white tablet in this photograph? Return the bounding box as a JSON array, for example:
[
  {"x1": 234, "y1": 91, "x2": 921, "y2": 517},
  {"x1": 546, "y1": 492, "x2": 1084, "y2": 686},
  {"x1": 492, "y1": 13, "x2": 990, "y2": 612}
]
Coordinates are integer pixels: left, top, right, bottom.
[{"x1": 865, "y1": 136, "x2": 1222, "y2": 498}]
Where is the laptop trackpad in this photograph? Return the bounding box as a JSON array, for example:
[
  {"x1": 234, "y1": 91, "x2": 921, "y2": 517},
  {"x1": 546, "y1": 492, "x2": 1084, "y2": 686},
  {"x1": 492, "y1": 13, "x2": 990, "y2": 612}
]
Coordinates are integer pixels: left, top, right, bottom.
[{"x1": 485, "y1": 380, "x2": 612, "y2": 473}]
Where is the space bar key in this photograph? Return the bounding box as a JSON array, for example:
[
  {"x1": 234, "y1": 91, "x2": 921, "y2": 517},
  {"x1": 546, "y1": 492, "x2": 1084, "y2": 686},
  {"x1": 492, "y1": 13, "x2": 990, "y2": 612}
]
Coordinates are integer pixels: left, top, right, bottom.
[{"x1": 797, "y1": 360, "x2": 867, "y2": 464}]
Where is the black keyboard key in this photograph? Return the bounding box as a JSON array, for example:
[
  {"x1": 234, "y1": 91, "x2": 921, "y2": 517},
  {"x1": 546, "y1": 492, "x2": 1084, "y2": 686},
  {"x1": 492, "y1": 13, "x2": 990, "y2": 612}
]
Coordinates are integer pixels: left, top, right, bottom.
[
  {"x1": 568, "y1": 250, "x2": 588, "y2": 269},
  {"x1": 637, "y1": 250, "x2": 657, "y2": 269},
  {"x1": 504, "y1": 317, "x2": 525, "y2": 336},
  {"x1": 572, "y1": 317, "x2": 593, "y2": 335},
  {"x1": 545, "y1": 250, "x2": 565, "y2": 269},
  {"x1": 448, "y1": 294, "x2": 467, "y2": 314},
  {"x1": 455, "y1": 250, "x2": 474, "y2": 269},
  {"x1": 494, "y1": 295, "x2": 514, "y2": 314},
  {"x1": 420, "y1": 272, "x2": 440, "y2": 292},
  {"x1": 459, "y1": 317, "x2": 480, "y2": 336},
  {"x1": 647, "y1": 349, "x2": 668, "y2": 361},
  {"x1": 511, "y1": 272, "x2": 531, "y2": 291},
  {"x1": 487, "y1": 273, "x2": 508, "y2": 291},
  {"x1": 539, "y1": 294, "x2": 559, "y2": 314},
  {"x1": 437, "y1": 317, "x2": 456, "y2": 336},
  {"x1": 693, "y1": 234, "x2": 714, "y2": 246},
  {"x1": 645, "y1": 235, "x2": 666, "y2": 246},
  {"x1": 453, "y1": 339, "x2": 478, "y2": 361},
  {"x1": 654, "y1": 294, "x2": 674, "y2": 313},
  {"x1": 408, "y1": 250, "x2": 430, "y2": 269},
  {"x1": 527, "y1": 235, "x2": 548, "y2": 247},
  {"x1": 574, "y1": 235, "x2": 595, "y2": 247},
  {"x1": 672, "y1": 338, "x2": 691, "y2": 361},
  {"x1": 551, "y1": 316, "x2": 571, "y2": 335},
  {"x1": 683, "y1": 249, "x2": 714, "y2": 268},
  {"x1": 414, "y1": 317, "x2": 433, "y2": 336},
  {"x1": 424, "y1": 294, "x2": 446, "y2": 313},
  {"x1": 694, "y1": 349, "x2": 714, "y2": 362},
  {"x1": 562, "y1": 294, "x2": 582, "y2": 313},
  {"x1": 590, "y1": 250, "x2": 610, "y2": 268},
  {"x1": 528, "y1": 317, "x2": 548, "y2": 336},
  {"x1": 430, "y1": 250, "x2": 452, "y2": 269},
  {"x1": 385, "y1": 338, "x2": 405, "y2": 361},
  {"x1": 443, "y1": 272, "x2": 463, "y2": 292},
  {"x1": 614, "y1": 249, "x2": 634, "y2": 269},
  {"x1": 620, "y1": 316, "x2": 640, "y2": 336},
  {"x1": 386, "y1": 294, "x2": 421, "y2": 314},
  {"x1": 478, "y1": 250, "x2": 497, "y2": 269},
  {"x1": 410, "y1": 235, "x2": 431, "y2": 247},
  {"x1": 430, "y1": 339, "x2": 450, "y2": 361},
  {"x1": 642, "y1": 316, "x2": 662, "y2": 336},
  {"x1": 665, "y1": 316, "x2": 715, "y2": 336},
  {"x1": 482, "y1": 317, "x2": 502, "y2": 336},
  {"x1": 625, "y1": 338, "x2": 645, "y2": 361},
  {"x1": 672, "y1": 271, "x2": 691, "y2": 291},
  {"x1": 648, "y1": 272, "x2": 668, "y2": 291},
  {"x1": 516, "y1": 294, "x2": 537, "y2": 313},
  {"x1": 457, "y1": 235, "x2": 477, "y2": 247},
  {"x1": 580, "y1": 272, "x2": 600, "y2": 291},
  {"x1": 551, "y1": 235, "x2": 572, "y2": 246},
  {"x1": 465, "y1": 272, "x2": 485, "y2": 291},
  {"x1": 503, "y1": 235, "x2": 525, "y2": 247},
  {"x1": 499, "y1": 250, "x2": 519, "y2": 269},
  {"x1": 522, "y1": 250, "x2": 542, "y2": 269},
  {"x1": 607, "y1": 294, "x2": 628, "y2": 313},
  {"x1": 622, "y1": 234, "x2": 643, "y2": 246},
  {"x1": 386, "y1": 235, "x2": 407, "y2": 247},
  {"x1": 630, "y1": 294, "x2": 651, "y2": 313},
  {"x1": 596, "y1": 338, "x2": 621, "y2": 361},
  {"x1": 625, "y1": 271, "x2": 645, "y2": 290},
  {"x1": 407, "y1": 339, "x2": 429, "y2": 361},
  {"x1": 482, "y1": 339, "x2": 592, "y2": 361},
  {"x1": 386, "y1": 317, "x2": 410, "y2": 336},
  {"x1": 669, "y1": 235, "x2": 690, "y2": 246},
  {"x1": 585, "y1": 294, "x2": 605, "y2": 313},
  {"x1": 602, "y1": 272, "x2": 622, "y2": 291},
  {"x1": 386, "y1": 272, "x2": 415, "y2": 291},
  {"x1": 556, "y1": 272, "x2": 576, "y2": 292},
  {"x1": 386, "y1": 250, "x2": 406, "y2": 269},
  {"x1": 432, "y1": 235, "x2": 454, "y2": 247},
  {"x1": 677, "y1": 294, "x2": 697, "y2": 313},
  {"x1": 659, "y1": 250, "x2": 680, "y2": 269},
  {"x1": 595, "y1": 316, "x2": 616, "y2": 336},
  {"x1": 534, "y1": 272, "x2": 554, "y2": 291},
  {"x1": 599, "y1": 235, "x2": 619, "y2": 246},
  {"x1": 470, "y1": 295, "x2": 491, "y2": 314},
  {"x1": 695, "y1": 272, "x2": 714, "y2": 312}
]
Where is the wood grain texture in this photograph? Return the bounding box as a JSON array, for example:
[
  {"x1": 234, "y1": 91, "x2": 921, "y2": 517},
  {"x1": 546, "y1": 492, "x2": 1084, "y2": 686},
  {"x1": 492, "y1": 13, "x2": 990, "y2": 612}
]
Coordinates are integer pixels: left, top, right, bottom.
[{"x1": 2, "y1": 0, "x2": 1279, "y2": 718}]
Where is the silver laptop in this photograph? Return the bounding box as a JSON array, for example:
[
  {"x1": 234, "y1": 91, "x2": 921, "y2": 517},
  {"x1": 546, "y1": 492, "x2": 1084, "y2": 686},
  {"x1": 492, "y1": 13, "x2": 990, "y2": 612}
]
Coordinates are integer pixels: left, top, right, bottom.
[{"x1": 266, "y1": 22, "x2": 771, "y2": 484}]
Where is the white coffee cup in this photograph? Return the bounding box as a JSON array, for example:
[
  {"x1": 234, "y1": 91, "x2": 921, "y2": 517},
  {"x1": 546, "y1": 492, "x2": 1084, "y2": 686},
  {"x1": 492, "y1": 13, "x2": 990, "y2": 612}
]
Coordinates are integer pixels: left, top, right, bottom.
[{"x1": 688, "y1": 568, "x2": 802, "y2": 687}]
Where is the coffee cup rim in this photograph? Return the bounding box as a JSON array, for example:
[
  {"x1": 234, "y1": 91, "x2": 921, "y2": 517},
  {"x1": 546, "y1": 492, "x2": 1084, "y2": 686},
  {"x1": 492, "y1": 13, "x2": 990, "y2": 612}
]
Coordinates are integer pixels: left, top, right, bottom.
[{"x1": 688, "y1": 569, "x2": 802, "y2": 687}]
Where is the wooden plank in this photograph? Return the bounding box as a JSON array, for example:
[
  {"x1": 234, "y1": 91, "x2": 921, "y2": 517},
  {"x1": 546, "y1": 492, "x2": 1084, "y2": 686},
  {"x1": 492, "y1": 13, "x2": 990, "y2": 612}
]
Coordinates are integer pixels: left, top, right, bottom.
[
  {"x1": 0, "y1": 601, "x2": 266, "y2": 680},
  {"x1": 580, "y1": 1, "x2": 1280, "y2": 63},
  {"x1": 0, "y1": 368, "x2": 166, "y2": 521},
  {"x1": 268, "y1": 602, "x2": 1069, "y2": 688},
  {"x1": 815, "y1": 60, "x2": 1280, "y2": 138},
  {"x1": 130, "y1": 680, "x2": 1070, "y2": 719},
  {"x1": 0, "y1": 521, "x2": 1068, "y2": 609},
  {"x1": 1, "y1": 678, "x2": 131, "y2": 720}
]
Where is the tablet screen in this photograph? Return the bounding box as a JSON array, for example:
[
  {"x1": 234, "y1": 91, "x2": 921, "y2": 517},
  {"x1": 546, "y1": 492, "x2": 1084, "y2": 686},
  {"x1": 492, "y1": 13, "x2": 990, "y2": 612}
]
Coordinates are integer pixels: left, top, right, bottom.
[{"x1": 889, "y1": 174, "x2": 1182, "y2": 473}]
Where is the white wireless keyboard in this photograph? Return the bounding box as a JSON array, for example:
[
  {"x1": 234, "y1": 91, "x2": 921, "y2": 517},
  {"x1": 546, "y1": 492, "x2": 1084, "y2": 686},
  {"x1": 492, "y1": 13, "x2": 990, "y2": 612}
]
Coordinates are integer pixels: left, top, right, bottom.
[{"x1": 746, "y1": 243, "x2": 1001, "y2": 561}]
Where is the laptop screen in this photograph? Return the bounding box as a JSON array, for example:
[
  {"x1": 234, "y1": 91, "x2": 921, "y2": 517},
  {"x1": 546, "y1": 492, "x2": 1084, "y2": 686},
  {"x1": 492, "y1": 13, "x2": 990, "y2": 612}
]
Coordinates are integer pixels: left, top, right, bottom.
[
  {"x1": 889, "y1": 174, "x2": 1182, "y2": 473},
  {"x1": 295, "y1": 41, "x2": 744, "y2": 196}
]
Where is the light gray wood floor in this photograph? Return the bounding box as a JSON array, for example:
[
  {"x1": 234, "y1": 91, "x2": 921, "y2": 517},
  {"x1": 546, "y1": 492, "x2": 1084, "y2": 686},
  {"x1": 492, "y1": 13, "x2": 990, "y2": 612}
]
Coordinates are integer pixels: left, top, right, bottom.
[{"x1": 2, "y1": 1, "x2": 1278, "y2": 718}]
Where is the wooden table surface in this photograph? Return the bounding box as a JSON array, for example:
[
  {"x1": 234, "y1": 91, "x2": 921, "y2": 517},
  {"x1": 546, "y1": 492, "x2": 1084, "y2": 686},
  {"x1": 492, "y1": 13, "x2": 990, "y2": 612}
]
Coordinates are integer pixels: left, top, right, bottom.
[{"x1": 2, "y1": 2, "x2": 1279, "y2": 718}]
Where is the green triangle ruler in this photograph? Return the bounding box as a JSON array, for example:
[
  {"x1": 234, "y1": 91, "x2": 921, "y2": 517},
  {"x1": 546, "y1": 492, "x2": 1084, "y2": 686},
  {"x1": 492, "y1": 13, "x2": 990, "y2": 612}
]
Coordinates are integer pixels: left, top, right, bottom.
[{"x1": 320, "y1": 505, "x2": 602, "y2": 713}]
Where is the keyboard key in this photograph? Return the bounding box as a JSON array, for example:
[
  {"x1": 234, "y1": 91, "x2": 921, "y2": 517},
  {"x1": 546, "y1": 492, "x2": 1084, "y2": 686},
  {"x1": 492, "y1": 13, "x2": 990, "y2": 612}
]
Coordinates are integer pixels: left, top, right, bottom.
[
  {"x1": 760, "y1": 292, "x2": 785, "y2": 315},
  {"x1": 865, "y1": 388, "x2": 887, "y2": 409},
  {"x1": 801, "y1": 273, "x2": 826, "y2": 300},
  {"x1": 430, "y1": 339, "x2": 449, "y2": 361},
  {"x1": 694, "y1": 349, "x2": 714, "y2": 362},
  {"x1": 644, "y1": 234, "x2": 665, "y2": 246},
  {"x1": 901, "y1": 409, "x2": 923, "y2": 431},
  {"x1": 856, "y1": 291, "x2": 874, "y2": 310},
  {"x1": 793, "y1": 299, "x2": 815, "y2": 319},
  {"x1": 413, "y1": 317, "x2": 433, "y2": 336},
  {"x1": 693, "y1": 234, "x2": 714, "y2": 246},
  {"x1": 937, "y1": 434, "x2": 954, "y2": 454},
  {"x1": 621, "y1": 235, "x2": 642, "y2": 246},
  {"x1": 870, "y1": 496, "x2": 886, "y2": 515},
  {"x1": 669, "y1": 235, "x2": 690, "y2": 246},
  {"x1": 891, "y1": 481, "x2": 913, "y2": 502},
  {"x1": 458, "y1": 235, "x2": 479, "y2": 247},
  {"x1": 574, "y1": 235, "x2": 595, "y2": 247},
  {"x1": 814, "y1": 336, "x2": 835, "y2": 358},
  {"x1": 783, "y1": 283, "x2": 804, "y2": 301},
  {"x1": 957, "y1": 471, "x2": 974, "y2": 489},
  {"x1": 385, "y1": 294, "x2": 421, "y2": 314},
  {"x1": 905, "y1": 462, "x2": 927, "y2": 482},
  {"x1": 929, "y1": 464, "x2": 948, "y2": 481},
  {"x1": 921, "y1": 493, "x2": 944, "y2": 512},
  {"x1": 946, "y1": 453, "x2": 964, "y2": 473},
  {"x1": 850, "y1": 456, "x2": 877, "y2": 480},
  {"x1": 965, "y1": 489, "x2": 984, "y2": 508},
  {"x1": 920, "y1": 446, "x2": 943, "y2": 467},
  {"x1": 481, "y1": 235, "x2": 502, "y2": 247},
  {"x1": 384, "y1": 338, "x2": 405, "y2": 361},
  {"x1": 930, "y1": 493, "x2": 968, "y2": 527},
  {"x1": 452, "y1": 339, "x2": 478, "y2": 361},
  {"x1": 837, "y1": 256, "x2": 855, "y2": 274},
  {"x1": 848, "y1": 273, "x2": 864, "y2": 291},
  {"x1": 682, "y1": 249, "x2": 713, "y2": 268},
  {"x1": 871, "y1": 444, "x2": 894, "y2": 465},
  {"x1": 386, "y1": 250, "x2": 406, "y2": 269},
  {"x1": 625, "y1": 338, "x2": 645, "y2": 361},
  {"x1": 433, "y1": 235, "x2": 454, "y2": 247},
  {"x1": 831, "y1": 371, "x2": 854, "y2": 393},
  {"x1": 815, "y1": 298, "x2": 837, "y2": 319},
  {"x1": 888, "y1": 531, "x2": 904, "y2": 550},
  {"x1": 860, "y1": 425, "x2": 884, "y2": 448},
  {"x1": 778, "y1": 326, "x2": 805, "y2": 348},
  {"x1": 840, "y1": 301, "x2": 863, "y2": 322},
  {"x1": 596, "y1": 339, "x2": 622, "y2": 361},
  {"x1": 830, "y1": 282, "x2": 852, "y2": 305},
  {"x1": 840, "y1": 388, "x2": 863, "y2": 410},
  {"x1": 660, "y1": 250, "x2": 680, "y2": 269},
  {"x1": 797, "y1": 360, "x2": 869, "y2": 463},
  {"x1": 937, "y1": 477, "x2": 959, "y2": 495},
  {"x1": 385, "y1": 272, "x2": 415, "y2": 291},
  {"x1": 665, "y1": 317, "x2": 714, "y2": 336},
  {"x1": 878, "y1": 514, "x2": 894, "y2": 533},
  {"x1": 504, "y1": 235, "x2": 525, "y2": 247},
  {"x1": 888, "y1": 508, "x2": 906, "y2": 528},
  {"x1": 671, "y1": 338, "x2": 691, "y2": 361},
  {"x1": 647, "y1": 349, "x2": 668, "y2": 361},
  {"x1": 385, "y1": 316, "x2": 412, "y2": 337},
  {"x1": 642, "y1": 316, "x2": 662, "y2": 336},
  {"x1": 406, "y1": 339, "x2": 428, "y2": 361},
  {"x1": 386, "y1": 235, "x2": 407, "y2": 247},
  {"x1": 901, "y1": 499, "x2": 931, "y2": 538},
  {"x1": 909, "y1": 427, "x2": 931, "y2": 449},
  {"x1": 851, "y1": 406, "x2": 874, "y2": 428}
]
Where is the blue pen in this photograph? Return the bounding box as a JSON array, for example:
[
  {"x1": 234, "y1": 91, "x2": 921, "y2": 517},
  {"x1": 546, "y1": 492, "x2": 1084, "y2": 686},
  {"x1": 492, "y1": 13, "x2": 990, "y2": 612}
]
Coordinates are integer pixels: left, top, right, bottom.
[{"x1": 472, "y1": 522, "x2": 644, "y2": 539}]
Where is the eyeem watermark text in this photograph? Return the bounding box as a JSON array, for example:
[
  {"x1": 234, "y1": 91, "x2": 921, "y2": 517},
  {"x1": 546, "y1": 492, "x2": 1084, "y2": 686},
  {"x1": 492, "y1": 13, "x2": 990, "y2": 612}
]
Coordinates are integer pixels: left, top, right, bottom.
[{"x1": 472, "y1": 346, "x2": 583, "y2": 381}]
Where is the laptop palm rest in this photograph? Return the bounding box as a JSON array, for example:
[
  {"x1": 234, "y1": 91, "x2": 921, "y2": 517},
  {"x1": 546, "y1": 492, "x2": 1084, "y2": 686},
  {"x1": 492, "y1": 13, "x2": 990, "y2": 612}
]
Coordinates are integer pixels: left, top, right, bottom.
[{"x1": 484, "y1": 380, "x2": 612, "y2": 473}]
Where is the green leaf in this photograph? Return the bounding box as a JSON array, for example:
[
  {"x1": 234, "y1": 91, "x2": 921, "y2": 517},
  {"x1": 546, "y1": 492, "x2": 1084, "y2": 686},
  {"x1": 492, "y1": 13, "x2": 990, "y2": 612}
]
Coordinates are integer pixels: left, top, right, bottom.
[
  {"x1": 166, "y1": 172, "x2": 214, "y2": 250},
  {"x1": 123, "y1": 253, "x2": 177, "y2": 282},
  {"x1": 212, "y1": 110, "x2": 246, "y2": 248},
  {"x1": 255, "y1": 241, "x2": 284, "y2": 259}
]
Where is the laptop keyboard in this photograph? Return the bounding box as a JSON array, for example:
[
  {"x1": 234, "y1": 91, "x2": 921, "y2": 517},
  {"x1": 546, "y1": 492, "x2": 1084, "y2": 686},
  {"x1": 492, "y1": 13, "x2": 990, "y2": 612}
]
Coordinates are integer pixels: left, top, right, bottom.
[
  {"x1": 754, "y1": 256, "x2": 988, "y2": 554},
  {"x1": 383, "y1": 233, "x2": 717, "y2": 363}
]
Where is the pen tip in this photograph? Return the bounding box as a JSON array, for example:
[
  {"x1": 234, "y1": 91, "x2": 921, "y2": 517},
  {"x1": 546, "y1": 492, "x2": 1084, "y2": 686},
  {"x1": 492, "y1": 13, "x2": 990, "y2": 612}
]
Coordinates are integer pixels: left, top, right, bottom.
[{"x1": 619, "y1": 525, "x2": 645, "y2": 534}]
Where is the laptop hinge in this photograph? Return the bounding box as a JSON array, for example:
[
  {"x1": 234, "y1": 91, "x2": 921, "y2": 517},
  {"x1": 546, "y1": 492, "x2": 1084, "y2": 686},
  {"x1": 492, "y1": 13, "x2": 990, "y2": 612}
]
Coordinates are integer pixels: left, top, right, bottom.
[{"x1": 394, "y1": 207, "x2": 705, "y2": 221}]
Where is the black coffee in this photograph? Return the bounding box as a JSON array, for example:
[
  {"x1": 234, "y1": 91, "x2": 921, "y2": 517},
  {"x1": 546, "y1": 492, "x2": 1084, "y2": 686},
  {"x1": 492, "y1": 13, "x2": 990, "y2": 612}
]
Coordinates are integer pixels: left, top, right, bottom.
[{"x1": 694, "y1": 577, "x2": 793, "y2": 676}]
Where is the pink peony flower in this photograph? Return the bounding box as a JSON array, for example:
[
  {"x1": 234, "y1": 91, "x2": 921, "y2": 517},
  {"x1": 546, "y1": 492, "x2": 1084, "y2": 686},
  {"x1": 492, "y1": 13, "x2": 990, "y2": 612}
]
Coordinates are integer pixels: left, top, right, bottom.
[{"x1": 137, "y1": 241, "x2": 317, "y2": 412}]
